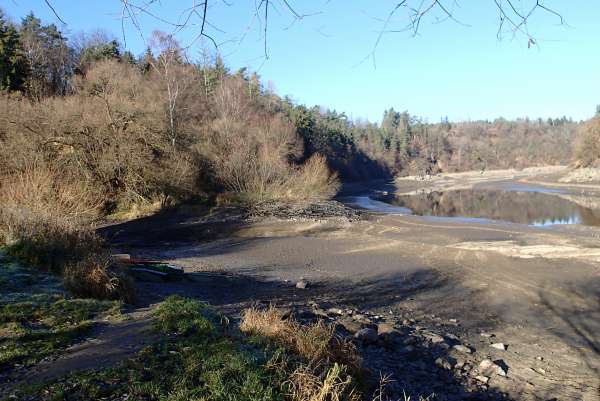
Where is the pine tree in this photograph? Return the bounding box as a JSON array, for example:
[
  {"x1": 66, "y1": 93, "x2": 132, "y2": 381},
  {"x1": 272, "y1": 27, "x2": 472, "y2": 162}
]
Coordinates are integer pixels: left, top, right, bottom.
[
  {"x1": 0, "y1": 11, "x2": 26, "y2": 91},
  {"x1": 20, "y1": 12, "x2": 72, "y2": 98}
]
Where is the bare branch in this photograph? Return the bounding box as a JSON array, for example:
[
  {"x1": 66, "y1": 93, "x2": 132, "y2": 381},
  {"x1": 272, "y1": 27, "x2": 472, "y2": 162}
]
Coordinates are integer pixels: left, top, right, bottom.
[{"x1": 43, "y1": 0, "x2": 66, "y2": 24}]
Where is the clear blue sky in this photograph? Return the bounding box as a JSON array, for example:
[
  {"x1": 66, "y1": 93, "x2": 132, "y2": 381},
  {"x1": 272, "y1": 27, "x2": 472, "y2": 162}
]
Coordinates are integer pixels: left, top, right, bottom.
[{"x1": 3, "y1": 1, "x2": 599, "y2": 123}]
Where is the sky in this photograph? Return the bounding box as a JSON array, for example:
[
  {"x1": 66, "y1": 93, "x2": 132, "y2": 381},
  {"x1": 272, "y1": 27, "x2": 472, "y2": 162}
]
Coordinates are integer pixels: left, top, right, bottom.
[{"x1": 3, "y1": 1, "x2": 599, "y2": 123}]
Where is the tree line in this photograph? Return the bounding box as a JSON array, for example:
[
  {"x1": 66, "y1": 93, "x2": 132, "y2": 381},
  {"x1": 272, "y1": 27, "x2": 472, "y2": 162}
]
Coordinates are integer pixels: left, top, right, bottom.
[{"x1": 0, "y1": 9, "x2": 588, "y2": 196}]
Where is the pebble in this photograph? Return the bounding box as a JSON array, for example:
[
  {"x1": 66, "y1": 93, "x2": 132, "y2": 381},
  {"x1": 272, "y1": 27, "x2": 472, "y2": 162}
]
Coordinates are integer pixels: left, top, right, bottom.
[
  {"x1": 490, "y1": 343, "x2": 507, "y2": 351},
  {"x1": 435, "y1": 356, "x2": 457, "y2": 370},
  {"x1": 479, "y1": 359, "x2": 508, "y2": 377},
  {"x1": 452, "y1": 344, "x2": 473, "y2": 354},
  {"x1": 326, "y1": 307, "x2": 343, "y2": 316},
  {"x1": 422, "y1": 331, "x2": 445, "y2": 344},
  {"x1": 295, "y1": 280, "x2": 308, "y2": 289},
  {"x1": 480, "y1": 332, "x2": 495, "y2": 338}
]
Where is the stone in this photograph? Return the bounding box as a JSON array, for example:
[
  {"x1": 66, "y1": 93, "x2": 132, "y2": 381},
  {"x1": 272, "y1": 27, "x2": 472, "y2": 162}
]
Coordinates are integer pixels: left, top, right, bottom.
[
  {"x1": 475, "y1": 375, "x2": 490, "y2": 384},
  {"x1": 480, "y1": 332, "x2": 495, "y2": 338},
  {"x1": 354, "y1": 328, "x2": 378, "y2": 344},
  {"x1": 479, "y1": 359, "x2": 508, "y2": 377},
  {"x1": 337, "y1": 318, "x2": 362, "y2": 334},
  {"x1": 452, "y1": 344, "x2": 473, "y2": 354},
  {"x1": 422, "y1": 331, "x2": 445, "y2": 344},
  {"x1": 376, "y1": 322, "x2": 396, "y2": 335},
  {"x1": 352, "y1": 313, "x2": 368, "y2": 321},
  {"x1": 326, "y1": 307, "x2": 344, "y2": 316},
  {"x1": 435, "y1": 356, "x2": 457, "y2": 370},
  {"x1": 490, "y1": 343, "x2": 507, "y2": 351},
  {"x1": 295, "y1": 310, "x2": 317, "y2": 321},
  {"x1": 296, "y1": 280, "x2": 309, "y2": 289}
]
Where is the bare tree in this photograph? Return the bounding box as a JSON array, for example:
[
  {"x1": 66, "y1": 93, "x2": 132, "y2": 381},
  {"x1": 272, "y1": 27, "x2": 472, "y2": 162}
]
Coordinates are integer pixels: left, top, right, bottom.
[
  {"x1": 147, "y1": 31, "x2": 192, "y2": 148},
  {"x1": 40, "y1": 1, "x2": 564, "y2": 62}
]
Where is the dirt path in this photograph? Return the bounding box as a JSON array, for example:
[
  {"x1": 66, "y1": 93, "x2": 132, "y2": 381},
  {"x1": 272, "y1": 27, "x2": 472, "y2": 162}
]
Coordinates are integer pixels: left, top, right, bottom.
[{"x1": 1, "y1": 309, "x2": 156, "y2": 396}]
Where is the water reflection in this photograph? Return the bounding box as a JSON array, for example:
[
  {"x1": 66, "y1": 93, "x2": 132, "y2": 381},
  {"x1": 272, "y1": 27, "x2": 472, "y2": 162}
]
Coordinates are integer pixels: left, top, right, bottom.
[{"x1": 379, "y1": 190, "x2": 600, "y2": 227}]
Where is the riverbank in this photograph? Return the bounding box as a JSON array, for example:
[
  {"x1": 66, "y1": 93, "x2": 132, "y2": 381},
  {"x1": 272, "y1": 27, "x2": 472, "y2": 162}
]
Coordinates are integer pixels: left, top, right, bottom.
[
  {"x1": 4, "y1": 168, "x2": 600, "y2": 401},
  {"x1": 94, "y1": 168, "x2": 599, "y2": 400}
]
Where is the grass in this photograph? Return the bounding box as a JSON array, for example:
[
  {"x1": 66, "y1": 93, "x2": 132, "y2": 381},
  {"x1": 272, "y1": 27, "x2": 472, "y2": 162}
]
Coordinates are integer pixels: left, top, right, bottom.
[
  {"x1": 4, "y1": 299, "x2": 371, "y2": 401},
  {"x1": 6, "y1": 296, "x2": 288, "y2": 401},
  {"x1": 2, "y1": 276, "x2": 376, "y2": 401},
  {"x1": 0, "y1": 257, "x2": 121, "y2": 372},
  {"x1": 240, "y1": 306, "x2": 364, "y2": 401}
]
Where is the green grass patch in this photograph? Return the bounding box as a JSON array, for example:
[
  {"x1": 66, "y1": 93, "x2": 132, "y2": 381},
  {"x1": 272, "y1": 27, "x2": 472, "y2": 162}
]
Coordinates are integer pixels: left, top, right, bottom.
[
  {"x1": 0, "y1": 256, "x2": 121, "y2": 372},
  {"x1": 6, "y1": 296, "x2": 287, "y2": 401}
]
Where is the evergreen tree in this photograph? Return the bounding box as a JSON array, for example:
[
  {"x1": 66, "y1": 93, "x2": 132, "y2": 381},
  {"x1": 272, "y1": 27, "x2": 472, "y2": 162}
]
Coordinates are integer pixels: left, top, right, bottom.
[
  {"x1": 20, "y1": 12, "x2": 73, "y2": 97},
  {"x1": 0, "y1": 11, "x2": 26, "y2": 91},
  {"x1": 79, "y1": 39, "x2": 121, "y2": 69}
]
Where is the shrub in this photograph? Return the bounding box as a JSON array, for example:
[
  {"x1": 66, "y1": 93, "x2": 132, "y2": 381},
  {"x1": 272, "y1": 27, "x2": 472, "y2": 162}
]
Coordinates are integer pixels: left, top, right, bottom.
[
  {"x1": 284, "y1": 155, "x2": 340, "y2": 201},
  {"x1": 201, "y1": 77, "x2": 339, "y2": 203}
]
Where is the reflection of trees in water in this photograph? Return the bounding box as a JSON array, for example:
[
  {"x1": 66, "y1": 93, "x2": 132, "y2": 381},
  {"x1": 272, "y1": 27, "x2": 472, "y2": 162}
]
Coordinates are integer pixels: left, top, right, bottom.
[{"x1": 386, "y1": 190, "x2": 600, "y2": 226}]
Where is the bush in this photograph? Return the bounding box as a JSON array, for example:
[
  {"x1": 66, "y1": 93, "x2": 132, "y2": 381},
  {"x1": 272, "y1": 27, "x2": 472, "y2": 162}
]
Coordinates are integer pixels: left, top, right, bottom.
[{"x1": 201, "y1": 78, "x2": 339, "y2": 202}]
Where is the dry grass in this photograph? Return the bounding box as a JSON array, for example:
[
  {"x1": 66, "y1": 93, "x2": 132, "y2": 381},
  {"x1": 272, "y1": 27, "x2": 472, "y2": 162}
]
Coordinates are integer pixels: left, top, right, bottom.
[
  {"x1": 240, "y1": 306, "x2": 362, "y2": 401},
  {"x1": 0, "y1": 164, "x2": 134, "y2": 301},
  {"x1": 240, "y1": 306, "x2": 359, "y2": 369},
  {"x1": 63, "y1": 253, "x2": 135, "y2": 302}
]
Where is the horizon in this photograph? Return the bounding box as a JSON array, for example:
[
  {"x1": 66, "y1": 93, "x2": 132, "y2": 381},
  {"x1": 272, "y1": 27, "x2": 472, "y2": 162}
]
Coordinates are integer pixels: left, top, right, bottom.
[{"x1": 3, "y1": 1, "x2": 599, "y2": 124}]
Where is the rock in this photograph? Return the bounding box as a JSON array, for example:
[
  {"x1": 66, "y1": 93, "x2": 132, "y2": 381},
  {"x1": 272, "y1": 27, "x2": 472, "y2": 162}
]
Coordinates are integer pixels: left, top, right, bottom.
[
  {"x1": 326, "y1": 307, "x2": 343, "y2": 316},
  {"x1": 435, "y1": 356, "x2": 457, "y2": 370},
  {"x1": 296, "y1": 280, "x2": 309, "y2": 289},
  {"x1": 422, "y1": 331, "x2": 445, "y2": 344},
  {"x1": 337, "y1": 318, "x2": 362, "y2": 334},
  {"x1": 490, "y1": 343, "x2": 507, "y2": 351},
  {"x1": 295, "y1": 310, "x2": 317, "y2": 321},
  {"x1": 354, "y1": 328, "x2": 378, "y2": 344},
  {"x1": 452, "y1": 344, "x2": 473, "y2": 354},
  {"x1": 480, "y1": 332, "x2": 495, "y2": 338},
  {"x1": 479, "y1": 359, "x2": 508, "y2": 377},
  {"x1": 376, "y1": 322, "x2": 396, "y2": 335},
  {"x1": 475, "y1": 375, "x2": 490, "y2": 384}
]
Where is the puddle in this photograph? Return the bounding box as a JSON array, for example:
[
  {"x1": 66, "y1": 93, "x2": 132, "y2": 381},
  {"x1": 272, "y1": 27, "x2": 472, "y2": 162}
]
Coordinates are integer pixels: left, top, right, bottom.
[{"x1": 350, "y1": 189, "x2": 600, "y2": 227}]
